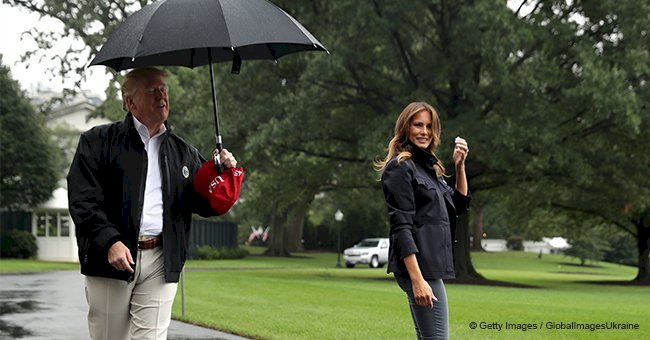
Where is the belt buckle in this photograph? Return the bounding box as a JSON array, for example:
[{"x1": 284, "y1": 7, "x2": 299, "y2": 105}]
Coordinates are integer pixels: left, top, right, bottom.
[{"x1": 138, "y1": 235, "x2": 157, "y2": 249}]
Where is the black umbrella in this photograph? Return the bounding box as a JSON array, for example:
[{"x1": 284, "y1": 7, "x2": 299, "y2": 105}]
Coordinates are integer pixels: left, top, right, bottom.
[{"x1": 89, "y1": 0, "x2": 328, "y2": 170}]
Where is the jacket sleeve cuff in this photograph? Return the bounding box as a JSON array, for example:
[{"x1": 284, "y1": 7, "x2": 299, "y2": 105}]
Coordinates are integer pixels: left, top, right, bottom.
[
  {"x1": 95, "y1": 227, "x2": 122, "y2": 251},
  {"x1": 395, "y1": 227, "x2": 419, "y2": 259},
  {"x1": 453, "y1": 190, "x2": 471, "y2": 215}
]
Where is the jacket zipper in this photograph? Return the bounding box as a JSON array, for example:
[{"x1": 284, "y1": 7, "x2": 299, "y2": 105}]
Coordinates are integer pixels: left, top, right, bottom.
[
  {"x1": 161, "y1": 153, "x2": 170, "y2": 254},
  {"x1": 128, "y1": 147, "x2": 148, "y2": 284},
  {"x1": 163, "y1": 154, "x2": 171, "y2": 198}
]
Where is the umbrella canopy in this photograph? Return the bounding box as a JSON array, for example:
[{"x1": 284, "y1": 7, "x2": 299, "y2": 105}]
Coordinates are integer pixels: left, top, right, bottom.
[
  {"x1": 89, "y1": 0, "x2": 327, "y2": 170},
  {"x1": 89, "y1": 0, "x2": 327, "y2": 71}
]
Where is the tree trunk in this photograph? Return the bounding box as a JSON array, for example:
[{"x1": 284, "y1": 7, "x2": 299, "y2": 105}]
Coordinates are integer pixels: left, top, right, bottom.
[
  {"x1": 453, "y1": 213, "x2": 485, "y2": 280},
  {"x1": 471, "y1": 202, "x2": 485, "y2": 251},
  {"x1": 284, "y1": 202, "x2": 309, "y2": 252},
  {"x1": 264, "y1": 203, "x2": 290, "y2": 256},
  {"x1": 283, "y1": 191, "x2": 316, "y2": 252},
  {"x1": 634, "y1": 219, "x2": 649, "y2": 282}
]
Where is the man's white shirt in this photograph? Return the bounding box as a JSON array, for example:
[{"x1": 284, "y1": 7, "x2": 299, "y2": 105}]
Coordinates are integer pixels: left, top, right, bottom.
[{"x1": 133, "y1": 116, "x2": 166, "y2": 237}]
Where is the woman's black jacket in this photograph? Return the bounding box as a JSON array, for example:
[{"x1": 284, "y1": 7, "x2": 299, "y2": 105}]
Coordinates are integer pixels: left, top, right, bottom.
[
  {"x1": 381, "y1": 145, "x2": 470, "y2": 280},
  {"x1": 67, "y1": 113, "x2": 216, "y2": 283}
]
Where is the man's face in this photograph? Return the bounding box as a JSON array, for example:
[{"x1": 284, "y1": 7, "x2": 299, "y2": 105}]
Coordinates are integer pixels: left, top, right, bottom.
[{"x1": 127, "y1": 74, "x2": 169, "y2": 131}]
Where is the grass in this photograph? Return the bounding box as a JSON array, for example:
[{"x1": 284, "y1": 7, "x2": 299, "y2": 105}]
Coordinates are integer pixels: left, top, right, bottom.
[
  {"x1": 173, "y1": 249, "x2": 648, "y2": 339},
  {"x1": 0, "y1": 258, "x2": 79, "y2": 272},
  {"x1": 2, "y1": 249, "x2": 647, "y2": 339}
]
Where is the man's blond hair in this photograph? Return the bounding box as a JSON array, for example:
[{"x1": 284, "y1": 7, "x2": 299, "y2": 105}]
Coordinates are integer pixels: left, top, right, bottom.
[{"x1": 121, "y1": 67, "x2": 170, "y2": 111}]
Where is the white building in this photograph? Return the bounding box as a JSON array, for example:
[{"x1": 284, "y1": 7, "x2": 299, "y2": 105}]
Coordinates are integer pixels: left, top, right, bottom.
[
  {"x1": 482, "y1": 239, "x2": 508, "y2": 252},
  {"x1": 42, "y1": 90, "x2": 107, "y2": 131},
  {"x1": 482, "y1": 237, "x2": 571, "y2": 254},
  {"x1": 524, "y1": 237, "x2": 571, "y2": 254},
  {"x1": 30, "y1": 90, "x2": 111, "y2": 262},
  {"x1": 32, "y1": 187, "x2": 77, "y2": 262}
]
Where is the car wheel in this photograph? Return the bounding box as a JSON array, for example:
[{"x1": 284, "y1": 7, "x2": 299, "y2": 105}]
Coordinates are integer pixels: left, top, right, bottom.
[
  {"x1": 369, "y1": 255, "x2": 379, "y2": 268},
  {"x1": 345, "y1": 262, "x2": 355, "y2": 268}
]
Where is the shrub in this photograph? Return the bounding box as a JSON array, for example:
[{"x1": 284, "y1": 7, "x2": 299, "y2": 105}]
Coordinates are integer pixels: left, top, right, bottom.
[
  {"x1": 603, "y1": 232, "x2": 637, "y2": 266},
  {"x1": 196, "y1": 245, "x2": 249, "y2": 260},
  {"x1": 506, "y1": 236, "x2": 524, "y2": 251},
  {"x1": 1, "y1": 229, "x2": 38, "y2": 258},
  {"x1": 564, "y1": 236, "x2": 611, "y2": 266}
]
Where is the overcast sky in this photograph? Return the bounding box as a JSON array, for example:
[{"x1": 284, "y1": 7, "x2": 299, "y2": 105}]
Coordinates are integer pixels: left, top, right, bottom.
[
  {"x1": 0, "y1": 3, "x2": 110, "y2": 98},
  {"x1": 0, "y1": 1, "x2": 534, "y2": 100}
]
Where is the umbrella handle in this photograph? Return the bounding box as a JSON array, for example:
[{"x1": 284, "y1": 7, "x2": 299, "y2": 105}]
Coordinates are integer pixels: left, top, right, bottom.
[
  {"x1": 214, "y1": 138, "x2": 224, "y2": 173},
  {"x1": 213, "y1": 153, "x2": 224, "y2": 173}
]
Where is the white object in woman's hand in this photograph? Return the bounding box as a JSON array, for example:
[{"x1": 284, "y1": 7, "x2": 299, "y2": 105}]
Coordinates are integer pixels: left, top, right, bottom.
[{"x1": 453, "y1": 136, "x2": 469, "y2": 167}]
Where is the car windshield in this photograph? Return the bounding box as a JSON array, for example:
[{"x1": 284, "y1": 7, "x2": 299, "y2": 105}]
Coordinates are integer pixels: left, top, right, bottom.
[{"x1": 357, "y1": 240, "x2": 379, "y2": 247}]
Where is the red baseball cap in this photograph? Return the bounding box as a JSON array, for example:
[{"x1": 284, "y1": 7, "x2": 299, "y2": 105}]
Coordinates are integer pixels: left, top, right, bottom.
[{"x1": 193, "y1": 161, "x2": 244, "y2": 215}]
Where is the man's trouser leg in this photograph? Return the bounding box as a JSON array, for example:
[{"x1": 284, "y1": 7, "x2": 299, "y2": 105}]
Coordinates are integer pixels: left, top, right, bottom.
[
  {"x1": 85, "y1": 246, "x2": 178, "y2": 340},
  {"x1": 85, "y1": 275, "x2": 132, "y2": 340},
  {"x1": 129, "y1": 246, "x2": 178, "y2": 339}
]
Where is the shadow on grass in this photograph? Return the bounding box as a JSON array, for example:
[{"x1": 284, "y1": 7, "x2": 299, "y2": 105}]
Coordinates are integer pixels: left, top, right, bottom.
[
  {"x1": 574, "y1": 280, "x2": 650, "y2": 286},
  {"x1": 369, "y1": 276, "x2": 540, "y2": 289},
  {"x1": 446, "y1": 278, "x2": 540, "y2": 288},
  {"x1": 558, "y1": 262, "x2": 604, "y2": 268},
  {"x1": 552, "y1": 271, "x2": 612, "y2": 275}
]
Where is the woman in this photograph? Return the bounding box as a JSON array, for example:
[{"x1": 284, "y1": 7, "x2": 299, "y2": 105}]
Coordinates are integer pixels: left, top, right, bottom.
[{"x1": 376, "y1": 102, "x2": 470, "y2": 339}]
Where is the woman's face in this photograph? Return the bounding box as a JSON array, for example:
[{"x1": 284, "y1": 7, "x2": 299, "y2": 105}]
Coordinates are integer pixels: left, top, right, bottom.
[{"x1": 408, "y1": 110, "x2": 432, "y2": 150}]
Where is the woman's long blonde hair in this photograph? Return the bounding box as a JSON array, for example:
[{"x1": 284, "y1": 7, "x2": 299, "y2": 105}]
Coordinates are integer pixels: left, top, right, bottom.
[{"x1": 374, "y1": 102, "x2": 445, "y2": 176}]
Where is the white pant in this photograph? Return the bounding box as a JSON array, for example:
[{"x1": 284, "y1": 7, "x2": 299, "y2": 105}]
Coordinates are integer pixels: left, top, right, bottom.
[{"x1": 84, "y1": 246, "x2": 178, "y2": 340}]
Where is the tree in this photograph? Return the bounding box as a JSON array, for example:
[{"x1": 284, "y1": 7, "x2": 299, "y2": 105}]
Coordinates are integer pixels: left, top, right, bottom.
[
  {"x1": 0, "y1": 55, "x2": 59, "y2": 210},
  {"x1": 493, "y1": 0, "x2": 650, "y2": 281},
  {"x1": 603, "y1": 230, "x2": 638, "y2": 267},
  {"x1": 564, "y1": 237, "x2": 610, "y2": 266},
  {"x1": 12, "y1": 0, "x2": 649, "y2": 282}
]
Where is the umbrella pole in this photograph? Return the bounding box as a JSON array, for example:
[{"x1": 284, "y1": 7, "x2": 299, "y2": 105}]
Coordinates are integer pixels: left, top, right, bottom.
[{"x1": 208, "y1": 49, "x2": 224, "y2": 172}]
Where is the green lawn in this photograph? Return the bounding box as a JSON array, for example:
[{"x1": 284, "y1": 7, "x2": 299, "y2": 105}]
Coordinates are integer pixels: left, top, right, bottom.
[
  {"x1": 2, "y1": 250, "x2": 646, "y2": 339},
  {"x1": 174, "y1": 249, "x2": 648, "y2": 339}
]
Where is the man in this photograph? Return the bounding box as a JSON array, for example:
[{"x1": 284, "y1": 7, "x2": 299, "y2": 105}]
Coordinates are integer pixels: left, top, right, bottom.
[{"x1": 67, "y1": 67, "x2": 237, "y2": 340}]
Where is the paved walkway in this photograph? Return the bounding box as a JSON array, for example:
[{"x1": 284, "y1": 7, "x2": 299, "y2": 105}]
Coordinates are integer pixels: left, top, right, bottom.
[{"x1": 0, "y1": 270, "x2": 248, "y2": 340}]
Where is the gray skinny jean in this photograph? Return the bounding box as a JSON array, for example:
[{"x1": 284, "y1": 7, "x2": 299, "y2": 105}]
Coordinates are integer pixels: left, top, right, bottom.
[{"x1": 395, "y1": 276, "x2": 449, "y2": 340}]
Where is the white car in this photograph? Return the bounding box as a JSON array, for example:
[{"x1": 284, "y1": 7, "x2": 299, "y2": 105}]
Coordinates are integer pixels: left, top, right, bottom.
[{"x1": 343, "y1": 238, "x2": 389, "y2": 268}]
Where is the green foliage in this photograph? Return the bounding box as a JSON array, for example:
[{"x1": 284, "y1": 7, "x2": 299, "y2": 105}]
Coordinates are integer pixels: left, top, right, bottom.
[
  {"x1": 196, "y1": 245, "x2": 249, "y2": 260},
  {"x1": 564, "y1": 235, "x2": 612, "y2": 266},
  {"x1": 0, "y1": 56, "x2": 59, "y2": 210},
  {"x1": 603, "y1": 232, "x2": 638, "y2": 267},
  {"x1": 506, "y1": 236, "x2": 524, "y2": 251},
  {"x1": 303, "y1": 187, "x2": 389, "y2": 250},
  {"x1": 10, "y1": 0, "x2": 650, "y2": 278},
  {"x1": 0, "y1": 230, "x2": 38, "y2": 258}
]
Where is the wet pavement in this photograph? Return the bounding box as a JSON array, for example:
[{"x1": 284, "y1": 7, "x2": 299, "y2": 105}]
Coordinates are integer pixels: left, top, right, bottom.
[{"x1": 0, "y1": 270, "x2": 248, "y2": 340}]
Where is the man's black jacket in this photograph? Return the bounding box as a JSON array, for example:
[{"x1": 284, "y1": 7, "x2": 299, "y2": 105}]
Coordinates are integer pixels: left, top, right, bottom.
[
  {"x1": 381, "y1": 144, "x2": 470, "y2": 280},
  {"x1": 67, "y1": 113, "x2": 216, "y2": 283}
]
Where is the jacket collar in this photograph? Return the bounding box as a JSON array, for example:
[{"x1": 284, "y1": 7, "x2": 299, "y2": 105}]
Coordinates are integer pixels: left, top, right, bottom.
[
  {"x1": 124, "y1": 112, "x2": 171, "y2": 135},
  {"x1": 407, "y1": 141, "x2": 439, "y2": 169}
]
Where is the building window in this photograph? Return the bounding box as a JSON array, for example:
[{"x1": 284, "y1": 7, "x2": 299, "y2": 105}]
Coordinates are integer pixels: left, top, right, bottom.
[
  {"x1": 34, "y1": 212, "x2": 73, "y2": 237},
  {"x1": 36, "y1": 213, "x2": 47, "y2": 237},
  {"x1": 60, "y1": 215, "x2": 71, "y2": 237},
  {"x1": 47, "y1": 213, "x2": 58, "y2": 237}
]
